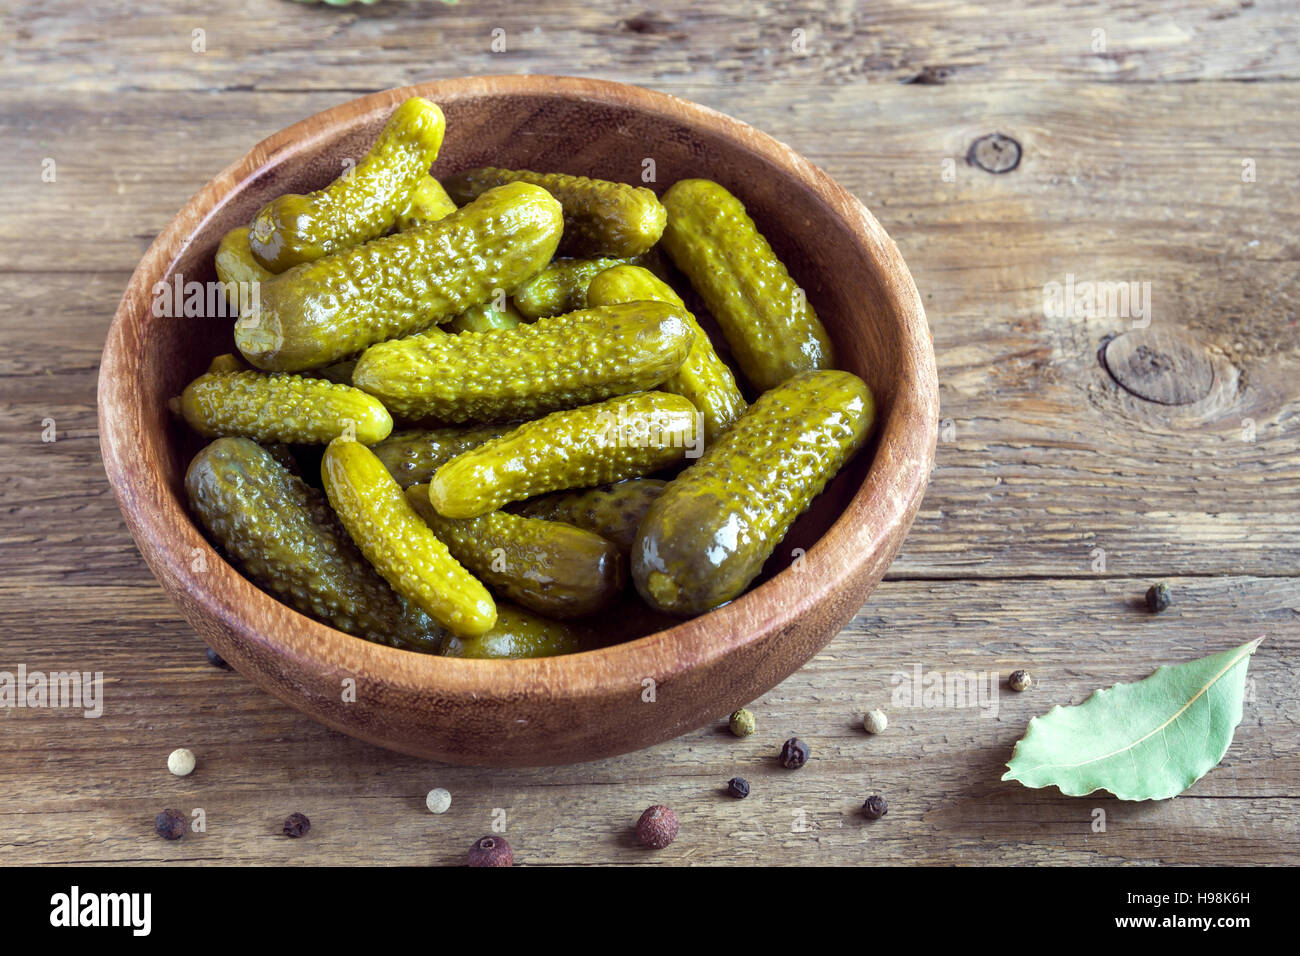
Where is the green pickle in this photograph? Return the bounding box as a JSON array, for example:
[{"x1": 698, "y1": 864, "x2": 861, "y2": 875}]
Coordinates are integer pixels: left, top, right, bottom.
[
  {"x1": 439, "y1": 604, "x2": 586, "y2": 659},
  {"x1": 321, "y1": 439, "x2": 497, "y2": 636},
  {"x1": 352, "y1": 301, "x2": 695, "y2": 423},
  {"x1": 370, "y1": 424, "x2": 511, "y2": 487},
  {"x1": 513, "y1": 256, "x2": 629, "y2": 320},
  {"x1": 396, "y1": 175, "x2": 458, "y2": 231},
  {"x1": 586, "y1": 264, "x2": 747, "y2": 443},
  {"x1": 447, "y1": 298, "x2": 524, "y2": 333},
  {"x1": 429, "y1": 391, "x2": 700, "y2": 518},
  {"x1": 659, "y1": 178, "x2": 835, "y2": 391},
  {"x1": 406, "y1": 485, "x2": 625, "y2": 618},
  {"x1": 175, "y1": 370, "x2": 392, "y2": 445},
  {"x1": 249, "y1": 97, "x2": 447, "y2": 272},
  {"x1": 516, "y1": 479, "x2": 667, "y2": 554},
  {"x1": 215, "y1": 227, "x2": 274, "y2": 288},
  {"x1": 185, "y1": 437, "x2": 443, "y2": 652},
  {"x1": 206, "y1": 352, "x2": 251, "y2": 374},
  {"x1": 236, "y1": 181, "x2": 564, "y2": 372},
  {"x1": 443, "y1": 166, "x2": 666, "y2": 258},
  {"x1": 633, "y1": 370, "x2": 875, "y2": 615}
]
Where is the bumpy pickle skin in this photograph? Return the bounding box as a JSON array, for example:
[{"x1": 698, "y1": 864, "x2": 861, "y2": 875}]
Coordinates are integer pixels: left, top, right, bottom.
[
  {"x1": 447, "y1": 297, "x2": 524, "y2": 333},
  {"x1": 249, "y1": 97, "x2": 447, "y2": 272},
  {"x1": 632, "y1": 370, "x2": 875, "y2": 616},
  {"x1": 177, "y1": 370, "x2": 393, "y2": 445},
  {"x1": 406, "y1": 485, "x2": 625, "y2": 618},
  {"x1": 396, "y1": 175, "x2": 458, "y2": 231},
  {"x1": 586, "y1": 264, "x2": 747, "y2": 443},
  {"x1": 443, "y1": 167, "x2": 666, "y2": 258},
  {"x1": 513, "y1": 256, "x2": 630, "y2": 320},
  {"x1": 206, "y1": 352, "x2": 251, "y2": 374},
  {"x1": 236, "y1": 181, "x2": 564, "y2": 373},
  {"x1": 370, "y1": 424, "x2": 512, "y2": 487},
  {"x1": 321, "y1": 440, "x2": 497, "y2": 637},
  {"x1": 439, "y1": 604, "x2": 587, "y2": 659},
  {"x1": 352, "y1": 301, "x2": 695, "y2": 423},
  {"x1": 184, "y1": 437, "x2": 443, "y2": 652},
  {"x1": 515, "y1": 479, "x2": 667, "y2": 554},
  {"x1": 215, "y1": 227, "x2": 274, "y2": 288},
  {"x1": 659, "y1": 179, "x2": 835, "y2": 392},
  {"x1": 429, "y1": 391, "x2": 700, "y2": 519}
]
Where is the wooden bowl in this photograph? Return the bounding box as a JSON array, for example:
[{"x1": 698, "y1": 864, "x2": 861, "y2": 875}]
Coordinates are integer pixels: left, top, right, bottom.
[{"x1": 98, "y1": 76, "x2": 937, "y2": 766}]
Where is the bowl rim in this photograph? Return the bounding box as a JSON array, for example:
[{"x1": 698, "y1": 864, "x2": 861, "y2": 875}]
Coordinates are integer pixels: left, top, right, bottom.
[{"x1": 98, "y1": 74, "x2": 937, "y2": 706}]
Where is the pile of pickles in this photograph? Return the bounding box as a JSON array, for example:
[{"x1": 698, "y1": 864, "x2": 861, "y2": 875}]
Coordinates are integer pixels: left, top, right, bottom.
[{"x1": 176, "y1": 96, "x2": 877, "y2": 659}]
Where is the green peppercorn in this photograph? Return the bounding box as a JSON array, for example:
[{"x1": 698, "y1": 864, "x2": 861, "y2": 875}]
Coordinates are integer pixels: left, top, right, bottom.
[
  {"x1": 728, "y1": 708, "x2": 757, "y2": 737},
  {"x1": 1146, "y1": 582, "x2": 1171, "y2": 612}
]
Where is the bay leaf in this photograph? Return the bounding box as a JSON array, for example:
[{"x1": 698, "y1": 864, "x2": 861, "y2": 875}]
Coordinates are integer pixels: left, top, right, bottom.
[{"x1": 1002, "y1": 638, "x2": 1262, "y2": 801}]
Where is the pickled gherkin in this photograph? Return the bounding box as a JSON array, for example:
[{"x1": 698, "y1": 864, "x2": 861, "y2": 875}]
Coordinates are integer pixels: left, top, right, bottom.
[
  {"x1": 515, "y1": 479, "x2": 667, "y2": 554},
  {"x1": 429, "y1": 391, "x2": 701, "y2": 519},
  {"x1": 175, "y1": 370, "x2": 393, "y2": 445},
  {"x1": 250, "y1": 97, "x2": 447, "y2": 272},
  {"x1": 513, "y1": 256, "x2": 629, "y2": 320},
  {"x1": 659, "y1": 178, "x2": 835, "y2": 392},
  {"x1": 370, "y1": 424, "x2": 512, "y2": 487},
  {"x1": 443, "y1": 166, "x2": 666, "y2": 258},
  {"x1": 236, "y1": 182, "x2": 564, "y2": 373},
  {"x1": 185, "y1": 437, "x2": 443, "y2": 652},
  {"x1": 321, "y1": 439, "x2": 497, "y2": 636},
  {"x1": 215, "y1": 227, "x2": 274, "y2": 288},
  {"x1": 447, "y1": 298, "x2": 524, "y2": 333},
  {"x1": 586, "y1": 264, "x2": 747, "y2": 443},
  {"x1": 406, "y1": 485, "x2": 625, "y2": 618},
  {"x1": 633, "y1": 370, "x2": 875, "y2": 616},
  {"x1": 438, "y1": 604, "x2": 587, "y2": 659},
  {"x1": 396, "y1": 175, "x2": 458, "y2": 232},
  {"x1": 352, "y1": 301, "x2": 695, "y2": 423}
]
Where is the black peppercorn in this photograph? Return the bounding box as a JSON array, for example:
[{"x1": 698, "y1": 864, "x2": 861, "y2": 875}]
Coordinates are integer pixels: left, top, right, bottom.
[
  {"x1": 282, "y1": 812, "x2": 311, "y2": 838},
  {"x1": 155, "y1": 808, "x2": 186, "y2": 840},
  {"x1": 779, "y1": 737, "x2": 810, "y2": 769},
  {"x1": 862, "y1": 794, "x2": 888, "y2": 819},
  {"x1": 635, "y1": 805, "x2": 679, "y2": 848},
  {"x1": 1146, "y1": 582, "x2": 1171, "y2": 613},
  {"x1": 726, "y1": 777, "x2": 750, "y2": 799},
  {"x1": 467, "y1": 835, "x2": 514, "y2": 867},
  {"x1": 205, "y1": 647, "x2": 231, "y2": 670}
]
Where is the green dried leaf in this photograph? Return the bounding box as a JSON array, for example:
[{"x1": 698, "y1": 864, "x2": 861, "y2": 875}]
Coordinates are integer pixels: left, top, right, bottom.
[{"x1": 1003, "y1": 638, "x2": 1262, "y2": 801}]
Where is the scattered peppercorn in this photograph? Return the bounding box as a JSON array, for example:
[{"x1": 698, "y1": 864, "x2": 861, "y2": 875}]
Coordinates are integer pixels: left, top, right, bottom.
[
  {"x1": 863, "y1": 708, "x2": 888, "y2": 734},
  {"x1": 155, "y1": 808, "x2": 186, "y2": 840},
  {"x1": 1146, "y1": 582, "x2": 1171, "y2": 613},
  {"x1": 425, "y1": 788, "x2": 452, "y2": 814},
  {"x1": 282, "y1": 812, "x2": 311, "y2": 838},
  {"x1": 635, "y1": 805, "x2": 679, "y2": 848},
  {"x1": 728, "y1": 708, "x2": 757, "y2": 737},
  {"x1": 726, "y1": 777, "x2": 750, "y2": 799},
  {"x1": 205, "y1": 647, "x2": 231, "y2": 669},
  {"x1": 1008, "y1": 669, "x2": 1032, "y2": 692},
  {"x1": 779, "y1": 737, "x2": 810, "y2": 769},
  {"x1": 862, "y1": 794, "x2": 888, "y2": 820},
  {"x1": 167, "y1": 747, "x2": 196, "y2": 777},
  {"x1": 467, "y1": 835, "x2": 513, "y2": 867}
]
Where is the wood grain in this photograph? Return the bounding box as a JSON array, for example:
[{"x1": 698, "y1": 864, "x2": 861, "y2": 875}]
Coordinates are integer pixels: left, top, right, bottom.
[{"x1": 1, "y1": 0, "x2": 1297, "y2": 864}]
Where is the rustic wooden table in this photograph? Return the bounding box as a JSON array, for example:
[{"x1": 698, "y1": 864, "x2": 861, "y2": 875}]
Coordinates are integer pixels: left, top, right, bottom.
[{"x1": 3, "y1": 0, "x2": 1297, "y2": 866}]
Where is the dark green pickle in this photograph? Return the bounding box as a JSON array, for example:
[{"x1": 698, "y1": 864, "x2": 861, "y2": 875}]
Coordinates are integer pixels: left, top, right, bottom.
[{"x1": 516, "y1": 479, "x2": 667, "y2": 553}]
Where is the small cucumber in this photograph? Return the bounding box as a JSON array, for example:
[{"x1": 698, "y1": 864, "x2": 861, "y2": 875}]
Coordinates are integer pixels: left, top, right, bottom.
[
  {"x1": 443, "y1": 166, "x2": 666, "y2": 258},
  {"x1": 439, "y1": 604, "x2": 587, "y2": 659},
  {"x1": 175, "y1": 370, "x2": 392, "y2": 445},
  {"x1": 321, "y1": 439, "x2": 497, "y2": 636},
  {"x1": 406, "y1": 485, "x2": 625, "y2": 618},
  {"x1": 633, "y1": 370, "x2": 875, "y2": 615},
  {"x1": 428, "y1": 391, "x2": 701, "y2": 518},
  {"x1": 512, "y1": 256, "x2": 630, "y2": 320},
  {"x1": 515, "y1": 479, "x2": 667, "y2": 554},
  {"x1": 659, "y1": 178, "x2": 835, "y2": 391},
  {"x1": 352, "y1": 301, "x2": 695, "y2": 423},
  {"x1": 236, "y1": 181, "x2": 564, "y2": 372},
  {"x1": 369, "y1": 424, "x2": 513, "y2": 487},
  {"x1": 395, "y1": 175, "x2": 458, "y2": 231},
  {"x1": 249, "y1": 97, "x2": 447, "y2": 272},
  {"x1": 447, "y1": 297, "x2": 524, "y2": 333}
]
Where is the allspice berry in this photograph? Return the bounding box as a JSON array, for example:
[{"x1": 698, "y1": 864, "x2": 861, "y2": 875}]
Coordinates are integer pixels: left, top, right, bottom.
[
  {"x1": 467, "y1": 835, "x2": 513, "y2": 867},
  {"x1": 863, "y1": 709, "x2": 888, "y2": 734},
  {"x1": 779, "y1": 737, "x2": 810, "y2": 769},
  {"x1": 282, "y1": 812, "x2": 311, "y2": 838},
  {"x1": 1146, "y1": 582, "x2": 1171, "y2": 613},
  {"x1": 1008, "y1": 669, "x2": 1032, "y2": 692},
  {"x1": 154, "y1": 809, "x2": 186, "y2": 841},
  {"x1": 862, "y1": 794, "x2": 888, "y2": 820},
  {"x1": 635, "y1": 805, "x2": 679, "y2": 848},
  {"x1": 728, "y1": 708, "x2": 757, "y2": 737}
]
